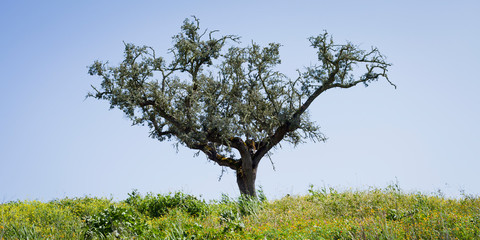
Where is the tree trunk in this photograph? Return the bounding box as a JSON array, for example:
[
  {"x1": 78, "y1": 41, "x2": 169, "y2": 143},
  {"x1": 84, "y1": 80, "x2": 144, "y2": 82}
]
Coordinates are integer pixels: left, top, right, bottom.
[{"x1": 236, "y1": 165, "x2": 258, "y2": 198}]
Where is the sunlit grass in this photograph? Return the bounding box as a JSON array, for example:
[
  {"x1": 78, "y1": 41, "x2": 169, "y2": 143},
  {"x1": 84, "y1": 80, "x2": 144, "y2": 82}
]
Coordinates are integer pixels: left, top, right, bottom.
[{"x1": 1, "y1": 186, "x2": 479, "y2": 239}]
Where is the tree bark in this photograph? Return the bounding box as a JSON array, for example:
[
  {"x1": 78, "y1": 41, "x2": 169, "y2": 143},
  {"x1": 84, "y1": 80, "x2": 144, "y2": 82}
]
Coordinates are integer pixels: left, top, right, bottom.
[{"x1": 236, "y1": 165, "x2": 258, "y2": 198}]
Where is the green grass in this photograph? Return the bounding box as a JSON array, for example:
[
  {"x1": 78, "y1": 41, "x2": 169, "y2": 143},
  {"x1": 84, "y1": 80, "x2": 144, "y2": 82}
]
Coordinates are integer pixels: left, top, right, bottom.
[{"x1": 1, "y1": 186, "x2": 479, "y2": 239}]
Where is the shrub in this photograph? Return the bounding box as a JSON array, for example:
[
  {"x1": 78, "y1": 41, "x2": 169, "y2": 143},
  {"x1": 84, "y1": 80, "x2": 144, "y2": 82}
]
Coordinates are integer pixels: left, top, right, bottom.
[
  {"x1": 125, "y1": 190, "x2": 208, "y2": 218},
  {"x1": 82, "y1": 204, "x2": 148, "y2": 239}
]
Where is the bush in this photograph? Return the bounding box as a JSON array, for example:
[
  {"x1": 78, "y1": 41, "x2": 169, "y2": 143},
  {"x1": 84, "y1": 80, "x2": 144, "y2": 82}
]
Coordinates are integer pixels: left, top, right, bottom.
[
  {"x1": 82, "y1": 204, "x2": 148, "y2": 239},
  {"x1": 125, "y1": 190, "x2": 208, "y2": 218}
]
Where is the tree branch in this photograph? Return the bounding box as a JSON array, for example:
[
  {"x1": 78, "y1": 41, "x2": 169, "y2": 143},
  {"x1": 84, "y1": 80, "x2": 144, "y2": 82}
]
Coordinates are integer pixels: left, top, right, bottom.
[
  {"x1": 140, "y1": 100, "x2": 186, "y2": 134},
  {"x1": 190, "y1": 143, "x2": 240, "y2": 170}
]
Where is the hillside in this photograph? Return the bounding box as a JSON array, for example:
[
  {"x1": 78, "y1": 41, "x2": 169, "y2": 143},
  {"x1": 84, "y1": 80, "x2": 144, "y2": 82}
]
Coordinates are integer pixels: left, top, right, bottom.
[{"x1": 1, "y1": 186, "x2": 479, "y2": 239}]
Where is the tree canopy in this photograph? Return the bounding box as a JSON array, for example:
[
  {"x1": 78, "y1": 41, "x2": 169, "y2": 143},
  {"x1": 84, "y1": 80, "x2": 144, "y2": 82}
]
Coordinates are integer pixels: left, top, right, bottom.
[{"x1": 88, "y1": 17, "x2": 394, "y2": 197}]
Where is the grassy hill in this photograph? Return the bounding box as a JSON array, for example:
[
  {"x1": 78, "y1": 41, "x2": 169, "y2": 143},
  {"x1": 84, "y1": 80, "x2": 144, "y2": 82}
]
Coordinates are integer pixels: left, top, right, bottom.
[{"x1": 1, "y1": 186, "x2": 479, "y2": 239}]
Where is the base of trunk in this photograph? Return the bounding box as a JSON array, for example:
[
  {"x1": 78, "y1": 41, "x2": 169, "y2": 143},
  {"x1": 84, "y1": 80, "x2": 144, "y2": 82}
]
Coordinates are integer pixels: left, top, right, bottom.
[{"x1": 236, "y1": 167, "x2": 257, "y2": 198}]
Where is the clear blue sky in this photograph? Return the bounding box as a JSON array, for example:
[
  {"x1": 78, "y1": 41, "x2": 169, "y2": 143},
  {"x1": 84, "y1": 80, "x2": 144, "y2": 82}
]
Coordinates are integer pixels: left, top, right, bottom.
[{"x1": 1, "y1": 0, "x2": 479, "y2": 202}]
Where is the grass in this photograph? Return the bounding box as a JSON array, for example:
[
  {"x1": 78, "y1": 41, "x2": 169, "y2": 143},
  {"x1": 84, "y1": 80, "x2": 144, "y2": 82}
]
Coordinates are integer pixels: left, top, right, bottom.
[{"x1": 1, "y1": 185, "x2": 479, "y2": 239}]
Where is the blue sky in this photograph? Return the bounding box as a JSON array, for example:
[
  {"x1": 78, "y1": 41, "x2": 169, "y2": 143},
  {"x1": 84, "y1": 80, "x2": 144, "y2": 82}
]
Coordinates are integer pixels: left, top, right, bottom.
[{"x1": 1, "y1": 0, "x2": 479, "y2": 202}]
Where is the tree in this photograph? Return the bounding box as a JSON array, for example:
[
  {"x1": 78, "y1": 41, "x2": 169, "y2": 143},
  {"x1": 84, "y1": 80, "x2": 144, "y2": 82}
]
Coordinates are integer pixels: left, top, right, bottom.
[{"x1": 87, "y1": 17, "x2": 395, "y2": 198}]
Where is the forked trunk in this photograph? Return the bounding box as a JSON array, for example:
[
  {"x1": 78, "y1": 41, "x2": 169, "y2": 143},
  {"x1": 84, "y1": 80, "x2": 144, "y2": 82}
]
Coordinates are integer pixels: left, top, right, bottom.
[{"x1": 236, "y1": 166, "x2": 258, "y2": 198}]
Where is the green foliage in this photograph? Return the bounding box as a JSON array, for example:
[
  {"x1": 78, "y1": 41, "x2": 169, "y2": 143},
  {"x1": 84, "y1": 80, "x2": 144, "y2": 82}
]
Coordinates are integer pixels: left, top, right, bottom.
[
  {"x1": 82, "y1": 204, "x2": 148, "y2": 239},
  {"x1": 0, "y1": 199, "x2": 82, "y2": 239},
  {"x1": 53, "y1": 196, "x2": 113, "y2": 218},
  {"x1": 124, "y1": 190, "x2": 208, "y2": 218},
  {"x1": 237, "y1": 195, "x2": 263, "y2": 217},
  {"x1": 3, "y1": 186, "x2": 478, "y2": 239},
  {"x1": 1, "y1": 224, "x2": 42, "y2": 239},
  {"x1": 257, "y1": 186, "x2": 268, "y2": 203},
  {"x1": 215, "y1": 194, "x2": 265, "y2": 234},
  {"x1": 87, "y1": 17, "x2": 393, "y2": 198},
  {"x1": 87, "y1": 17, "x2": 326, "y2": 148}
]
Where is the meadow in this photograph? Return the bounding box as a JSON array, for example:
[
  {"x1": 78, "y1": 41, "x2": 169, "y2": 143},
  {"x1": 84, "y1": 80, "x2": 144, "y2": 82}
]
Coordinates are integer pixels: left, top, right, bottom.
[{"x1": 1, "y1": 185, "x2": 479, "y2": 239}]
